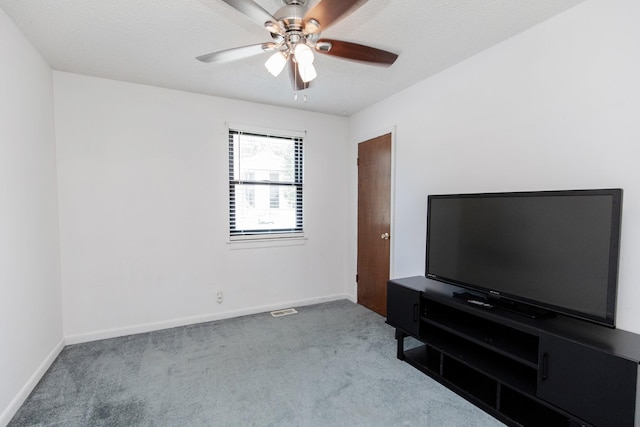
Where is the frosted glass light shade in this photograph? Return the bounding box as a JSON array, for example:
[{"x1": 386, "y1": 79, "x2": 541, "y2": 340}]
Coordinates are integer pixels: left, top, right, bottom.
[
  {"x1": 294, "y1": 43, "x2": 314, "y2": 66},
  {"x1": 265, "y1": 52, "x2": 286, "y2": 77},
  {"x1": 299, "y1": 63, "x2": 317, "y2": 83}
]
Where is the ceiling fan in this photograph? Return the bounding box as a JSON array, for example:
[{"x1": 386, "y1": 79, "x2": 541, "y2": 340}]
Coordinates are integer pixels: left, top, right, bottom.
[{"x1": 196, "y1": 0, "x2": 399, "y2": 91}]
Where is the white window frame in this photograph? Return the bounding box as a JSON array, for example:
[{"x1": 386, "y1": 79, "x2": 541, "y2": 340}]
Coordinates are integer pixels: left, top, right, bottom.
[{"x1": 227, "y1": 124, "x2": 305, "y2": 244}]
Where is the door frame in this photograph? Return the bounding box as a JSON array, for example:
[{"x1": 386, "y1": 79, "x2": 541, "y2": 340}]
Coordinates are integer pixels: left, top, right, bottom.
[{"x1": 354, "y1": 127, "x2": 396, "y2": 301}]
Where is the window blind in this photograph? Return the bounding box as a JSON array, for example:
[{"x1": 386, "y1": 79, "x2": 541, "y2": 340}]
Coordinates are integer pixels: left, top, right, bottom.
[{"x1": 229, "y1": 129, "x2": 303, "y2": 237}]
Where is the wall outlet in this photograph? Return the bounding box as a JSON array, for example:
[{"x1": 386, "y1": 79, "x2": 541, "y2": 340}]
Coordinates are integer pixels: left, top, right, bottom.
[{"x1": 216, "y1": 291, "x2": 223, "y2": 304}]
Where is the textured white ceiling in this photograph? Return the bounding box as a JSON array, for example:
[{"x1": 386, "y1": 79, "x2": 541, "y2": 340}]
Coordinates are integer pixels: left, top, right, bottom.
[{"x1": 0, "y1": 0, "x2": 585, "y2": 115}]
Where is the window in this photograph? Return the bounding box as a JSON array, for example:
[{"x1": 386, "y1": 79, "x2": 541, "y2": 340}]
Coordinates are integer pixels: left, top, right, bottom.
[{"x1": 229, "y1": 129, "x2": 303, "y2": 239}]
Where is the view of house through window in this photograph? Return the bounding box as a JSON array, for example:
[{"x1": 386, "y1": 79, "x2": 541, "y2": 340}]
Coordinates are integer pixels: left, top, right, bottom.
[{"x1": 228, "y1": 129, "x2": 303, "y2": 238}]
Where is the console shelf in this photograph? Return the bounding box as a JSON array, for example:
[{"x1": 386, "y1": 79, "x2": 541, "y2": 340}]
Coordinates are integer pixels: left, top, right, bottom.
[
  {"x1": 387, "y1": 276, "x2": 640, "y2": 427},
  {"x1": 421, "y1": 300, "x2": 538, "y2": 367}
]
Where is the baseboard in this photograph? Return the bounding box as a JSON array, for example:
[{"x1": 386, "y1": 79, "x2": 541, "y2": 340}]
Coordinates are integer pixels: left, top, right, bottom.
[
  {"x1": 0, "y1": 338, "x2": 65, "y2": 426},
  {"x1": 65, "y1": 294, "x2": 351, "y2": 345}
]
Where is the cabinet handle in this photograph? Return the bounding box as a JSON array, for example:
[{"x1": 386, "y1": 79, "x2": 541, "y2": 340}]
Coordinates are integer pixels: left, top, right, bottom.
[
  {"x1": 541, "y1": 352, "x2": 549, "y2": 380},
  {"x1": 413, "y1": 304, "x2": 419, "y2": 322}
]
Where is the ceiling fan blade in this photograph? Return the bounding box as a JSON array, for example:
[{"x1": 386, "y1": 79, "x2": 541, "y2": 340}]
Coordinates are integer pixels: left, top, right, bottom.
[
  {"x1": 220, "y1": 0, "x2": 276, "y2": 28},
  {"x1": 315, "y1": 39, "x2": 398, "y2": 66},
  {"x1": 196, "y1": 43, "x2": 277, "y2": 63},
  {"x1": 304, "y1": 0, "x2": 368, "y2": 32},
  {"x1": 289, "y1": 60, "x2": 311, "y2": 91}
]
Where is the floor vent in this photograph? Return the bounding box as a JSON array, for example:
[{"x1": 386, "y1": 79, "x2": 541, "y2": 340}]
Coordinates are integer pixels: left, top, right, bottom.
[{"x1": 270, "y1": 308, "x2": 298, "y2": 318}]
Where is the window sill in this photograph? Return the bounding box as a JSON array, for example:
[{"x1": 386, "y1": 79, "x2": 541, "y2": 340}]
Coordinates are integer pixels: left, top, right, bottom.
[{"x1": 227, "y1": 235, "x2": 307, "y2": 250}]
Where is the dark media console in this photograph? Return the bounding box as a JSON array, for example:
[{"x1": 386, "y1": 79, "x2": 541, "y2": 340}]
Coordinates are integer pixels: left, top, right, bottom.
[{"x1": 388, "y1": 276, "x2": 640, "y2": 427}]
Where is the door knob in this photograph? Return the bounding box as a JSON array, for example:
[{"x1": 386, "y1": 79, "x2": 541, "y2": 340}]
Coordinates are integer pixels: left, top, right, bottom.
[{"x1": 381, "y1": 232, "x2": 390, "y2": 240}]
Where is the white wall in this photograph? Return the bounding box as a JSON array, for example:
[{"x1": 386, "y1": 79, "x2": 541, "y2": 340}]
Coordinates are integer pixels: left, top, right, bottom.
[
  {"x1": 54, "y1": 72, "x2": 351, "y2": 342},
  {"x1": 0, "y1": 9, "x2": 63, "y2": 425},
  {"x1": 350, "y1": 0, "x2": 640, "y2": 333}
]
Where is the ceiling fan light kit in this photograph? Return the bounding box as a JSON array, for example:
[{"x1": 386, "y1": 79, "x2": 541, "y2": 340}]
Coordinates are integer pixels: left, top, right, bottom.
[
  {"x1": 265, "y1": 51, "x2": 287, "y2": 76},
  {"x1": 293, "y1": 43, "x2": 314, "y2": 66},
  {"x1": 198, "y1": 0, "x2": 399, "y2": 93},
  {"x1": 298, "y1": 63, "x2": 317, "y2": 83}
]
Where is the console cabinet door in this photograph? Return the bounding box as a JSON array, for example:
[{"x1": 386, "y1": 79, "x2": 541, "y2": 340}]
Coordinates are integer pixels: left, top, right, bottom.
[
  {"x1": 538, "y1": 332, "x2": 637, "y2": 427},
  {"x1": 386, "y1": 282, "x2": 420, "y2": 336}
]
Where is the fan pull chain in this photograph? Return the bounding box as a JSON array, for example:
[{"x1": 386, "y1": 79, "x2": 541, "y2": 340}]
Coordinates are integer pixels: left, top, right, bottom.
[{"x1": 292, "y1": 92, "x2": 308, "y2": 102}]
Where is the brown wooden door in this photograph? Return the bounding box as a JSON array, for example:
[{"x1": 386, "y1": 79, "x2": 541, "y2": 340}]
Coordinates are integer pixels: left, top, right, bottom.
[{"x1": 357, "y1": 133, "x2": 391, "y2": 316}]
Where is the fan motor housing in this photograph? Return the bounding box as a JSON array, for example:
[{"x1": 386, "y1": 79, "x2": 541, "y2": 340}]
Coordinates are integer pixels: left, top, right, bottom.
[
  {"x1": 274, "y1": 4, "x2": 305, "y2": 31},
  {"x1": 283, "y1": 0, "x2": 307, "y2": 5}
]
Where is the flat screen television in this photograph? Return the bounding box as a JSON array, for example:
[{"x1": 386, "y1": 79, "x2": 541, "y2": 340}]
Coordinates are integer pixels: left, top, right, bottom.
[{"x1": 426, "y1": 189, "x2": 623, "y2": 327}]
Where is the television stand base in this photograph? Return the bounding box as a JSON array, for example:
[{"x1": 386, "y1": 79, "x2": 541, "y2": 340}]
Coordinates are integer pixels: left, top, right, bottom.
[
  {"x1": 453, "y1": 291, "x2": 495, "y2": 310},
  {"x1": 494, "y1": 300, "x2": 552, "y2": 319},
  {"x1": 453, "y1": 291, "x2": 552, "y2": 319}
]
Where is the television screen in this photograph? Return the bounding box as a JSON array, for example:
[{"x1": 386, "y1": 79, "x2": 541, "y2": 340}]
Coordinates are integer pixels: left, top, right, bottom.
[{"x1": 426, "y1": 189, "x2": 623, "y2": 327}]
